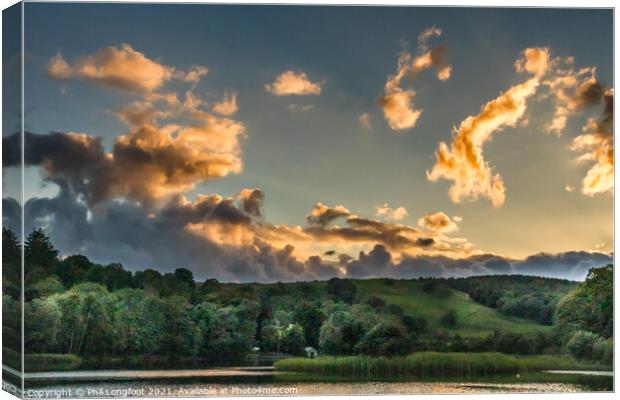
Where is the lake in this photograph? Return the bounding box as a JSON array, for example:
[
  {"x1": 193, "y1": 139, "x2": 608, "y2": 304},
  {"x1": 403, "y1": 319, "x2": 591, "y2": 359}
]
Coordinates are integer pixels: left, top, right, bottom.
[{"x1": 16, "y1": 366, "x2": 612, "y2": 397}]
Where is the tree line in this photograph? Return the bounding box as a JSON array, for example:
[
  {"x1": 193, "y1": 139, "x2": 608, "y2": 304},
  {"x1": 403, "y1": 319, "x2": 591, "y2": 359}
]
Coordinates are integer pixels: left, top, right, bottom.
[{"x1": 2, "y1": 228, "x2": 613, "y2": 367}]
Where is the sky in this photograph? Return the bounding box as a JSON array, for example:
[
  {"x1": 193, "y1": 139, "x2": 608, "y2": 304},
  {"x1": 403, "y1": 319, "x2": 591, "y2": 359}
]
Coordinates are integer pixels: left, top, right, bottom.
[{"x1": 2, "y1": 4, "x2": 614, "y2": 282}]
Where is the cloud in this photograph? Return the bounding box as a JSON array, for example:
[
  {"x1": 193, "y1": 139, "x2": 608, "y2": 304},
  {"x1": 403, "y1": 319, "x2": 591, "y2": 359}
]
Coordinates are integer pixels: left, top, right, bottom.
[
  {"x1": 417, "y1": 211, "x2": 459, "y2": 233},
  {"x1": 427, "y1": 47, "x2": 550, "y2": 207},
  {"x1": 212, "y1": 91, "x2": 239, "y2": 116},
  {"x1": 537, "y1": 55, "x2": 613, "y2": 196},
  {"x1": 24, "y1": 45, "x2": 247, "y2": 208},
  {"x1": 359, "y1": 113, "x2": 372, "y2": 129},
  {"x1": 6, "y1": 118, "x2": 245, "y2": 207},
  {"x1": 237, "y1": 188, "x2": 265, "y2": 218},
  {"x1": 47, "y1": 53, "x2": 72, "y2": 80},
  {"x1": 4, "y1": 187, "x2": 609, "y2": 282},
  {"x1": 306, "y1": 202, "x2": 351, "y2": 226},
  {"x1": 375, "y1": 203, "x2": 408, "y2": 221},
  {"x1": 47, "y1": 44, "x2": 176, "y2": 94},
  {"x1": 542, "y1": 57, "x2": 599, "y2": 135},
  {"x1": 182, "y1": 65, "x2": 209, "y2": 84},
  {"x1": 570, "y1": 89, "x2": 614, "y2": 196},
  {"x1": 288, "y1": 104, "x2": 315, "y2": 112},
  {"x1": 378, "y1": 26, "x2": 452, "y2": 131},
  {"x1": 377, "y1": 88, "x2": 421, "y2": 130},
  {"x1": 265, "y1": 70, "x2": 322, "y2": 96}
]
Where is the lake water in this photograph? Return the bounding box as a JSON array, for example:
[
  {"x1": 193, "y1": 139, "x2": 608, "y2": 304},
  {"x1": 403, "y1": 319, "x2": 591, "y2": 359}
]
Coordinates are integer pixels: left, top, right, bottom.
[
  {"x1": 26, "y1": 380, "x2": 586, "y2": 397},
  {"x1": 18, "y1": 366, "x2": 610, "y2": 397}
]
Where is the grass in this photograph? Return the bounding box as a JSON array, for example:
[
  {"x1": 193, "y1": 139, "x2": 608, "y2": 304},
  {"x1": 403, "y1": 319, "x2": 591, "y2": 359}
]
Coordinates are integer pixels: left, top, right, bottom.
[
  {"x1": 275, "y1": 352, "x2": 606, "y2": 378},
  {"x1": 25, "y1": 353, "x2": 82, "y2": 372},
  {"x1": 2, "y1": 348, "x2": 83, "y2": 372},
  {"x1": 354, "y1": 279, "x2": 551, "y2": 337}
]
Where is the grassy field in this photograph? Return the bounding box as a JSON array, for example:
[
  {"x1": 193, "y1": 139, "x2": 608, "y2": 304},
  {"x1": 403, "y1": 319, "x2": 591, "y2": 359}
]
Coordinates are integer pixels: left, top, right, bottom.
[
  {"x1": 274, "y1": 352, "x2": 606, "y2": 378},
  {"x1": 353, "y1": 279, "x2": 551, "y2": 337}
]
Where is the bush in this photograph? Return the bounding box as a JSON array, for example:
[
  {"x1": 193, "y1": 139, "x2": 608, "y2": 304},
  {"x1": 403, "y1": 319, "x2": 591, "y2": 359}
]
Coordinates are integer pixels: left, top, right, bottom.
[
  {"x1": 401, "y1": 315, "x2": 428, "y2": 334},
  {"x1": 566, "y1": 330, "x2": 602, "y2": 360},
  {"x1": 365, "y1": 296, "x2": 386, "y2": 309},
  {"x1": 592, "y1": 338, "x2": 613, "y2": 365},
  {"x1": 440, "y1": 309, "x2": 458, "y2": 327},
  {"x1": 385, "y1": 304, "x2": 404, "y2": 317}
]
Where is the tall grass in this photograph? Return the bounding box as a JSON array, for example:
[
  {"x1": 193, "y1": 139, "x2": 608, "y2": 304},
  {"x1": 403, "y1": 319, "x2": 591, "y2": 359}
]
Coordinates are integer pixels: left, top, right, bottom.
[
  {"x1": 275, "y1": 352, "x2": 603, "y2": 378},
  {"x1": 25, "y1": 353, "x2": 82, "y2": 372}
]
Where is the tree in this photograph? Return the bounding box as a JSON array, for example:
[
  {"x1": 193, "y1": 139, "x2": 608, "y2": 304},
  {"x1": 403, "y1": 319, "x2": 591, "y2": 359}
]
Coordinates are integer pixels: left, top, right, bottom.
[
  {"x1": 193, "y1": 302, "x2": 257, "y2": 361},
  {"x1": 402, "y1": 315, "x2": 428, "y2": 334},
  {"x1": 174, "y1": 268, "x2": 196, "y2": 289},
  {"x1": 159, "y1": 296, "x2": 200, "y2": 357},
  {"x1": 259, "y1": 321, "x2": 281, "y2": 352},
  {"x1": 440, "y1": 309, "x2": 458, "y2": 327},
  {"x1": 28, "y1": 276, "x2": 64, "y2": 300},
  {"x1": 103, "y1": 263, "x2": 133, "y2": 291},
  {"x1": 366, "y1": 296, "x2": 386, "y2": 309},
  {"x1": 327, "y1": 278, "x2": 357, "y2": 304},
  {"x1": 555, "y1": 266, "x2": 613, "y2": 339},
  {"x1": 354, "y1": 323, "x2": 412, "y2": 357},
  {"x1": 25, "y1": 297, "x2": 61, "y2": 353},
  {"x1": 293, "y1": 301, "x2": 324, "y2": 348},
  {"x1": 281, "y1": 324, "x2": 305, "y2": 356},
  {"x1": 25, "y1": 228, "x2": 58, "y2": 275},
  {"x1": 113, "y1": 289, "x2": 166, "y2": 355},
  {"x1": 56, "y1": 255, "x2": 92, "y2": 288},
  {"x1": 319, "y1": 310, "x2": 364, "y2": 355},
  {"x1": 2, "y1": 228, "x2": 21, "y2": 292}
]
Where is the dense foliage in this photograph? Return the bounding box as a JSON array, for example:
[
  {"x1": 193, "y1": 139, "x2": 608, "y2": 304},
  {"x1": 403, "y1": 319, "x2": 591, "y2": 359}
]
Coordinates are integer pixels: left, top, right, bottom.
[
  {"x1": 2, "y1": 228, "x2": 613, "y2": 370},
  {"x1": 446, "y1": 275, "x2": 576, "y2": 325}
]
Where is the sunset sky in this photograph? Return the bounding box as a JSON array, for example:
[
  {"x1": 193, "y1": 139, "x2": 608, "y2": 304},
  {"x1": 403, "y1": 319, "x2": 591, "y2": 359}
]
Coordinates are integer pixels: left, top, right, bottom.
[{"x1": 3, "y1": 4, "x2": 613, "y2": 281}]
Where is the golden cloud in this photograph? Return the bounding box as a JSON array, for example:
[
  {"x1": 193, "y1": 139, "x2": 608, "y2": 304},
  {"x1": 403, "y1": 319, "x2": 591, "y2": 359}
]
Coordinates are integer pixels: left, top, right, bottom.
[
  {"x1": 375, "y1": 203, "x2": 409, "y2": 221},
  {"x1": 427, "y1": 47, "x2": 550, "y2": 207},
  {"x1": 47, "y1": 53, "x2": 72, "y2": 80},
  {"x1": 47, "y1": 44, "x2": 213, "y2": 96},
  {"x1": 306, "y1": 202, "x2": 351, "y2": 226},
  {"x1": 571, "y1": 89, "x2": 614, "y2": 196},
  {"x1": 378, "y1": 27, "x2": 452, "y2": 131},
  {"x1": 212, "y1": 91, "x2": 239, "y2": 116},
  {"x1": 265, "y1": 70, "x2": 322, "y2": 96},
  {"x1": 417, "y1": 211, "x2": 459, "y2": 233}
]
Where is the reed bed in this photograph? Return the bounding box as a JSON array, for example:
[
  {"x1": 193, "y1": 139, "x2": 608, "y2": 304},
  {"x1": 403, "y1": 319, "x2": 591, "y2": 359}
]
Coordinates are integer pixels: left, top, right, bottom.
[{"x1": 274, "y1": 352, "x2": 601, "y2": 378}]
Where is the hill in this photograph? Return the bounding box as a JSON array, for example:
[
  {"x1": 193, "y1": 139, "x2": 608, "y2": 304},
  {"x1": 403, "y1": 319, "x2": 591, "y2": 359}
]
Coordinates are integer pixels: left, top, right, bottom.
[
  {"x1": 216, "y1": 276, "x2": 564, "y2": 338},
  {"x1": 352, "y1": 279, "x2": 552, "y2": 337}
]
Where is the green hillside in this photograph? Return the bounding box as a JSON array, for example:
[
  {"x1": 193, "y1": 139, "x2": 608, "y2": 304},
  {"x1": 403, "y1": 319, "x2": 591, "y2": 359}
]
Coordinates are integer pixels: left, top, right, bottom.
[
  {"x1": 352, "y1": 279, "x2": 551, "y2": 337},
  {"x1": 235, "y1": 278, "x2": 552, "y2": 338}
]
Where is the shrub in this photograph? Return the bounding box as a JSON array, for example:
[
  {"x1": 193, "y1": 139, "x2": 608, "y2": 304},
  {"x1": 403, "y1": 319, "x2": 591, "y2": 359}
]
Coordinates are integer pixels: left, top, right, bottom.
[
  {"x1": 440, "y1": 309, "x2": 458, "y2": 327},
  {"x1": 385, "y1": 304, "x2": 404, "y2": 317},
  {"x1": 592, "y1": 338, "x2": 613, "y2": 365},
  {"x1": 566, "y1": 330, "x2": 601, "y2": 360},
  {"x1": 366, "y1": 296, "x2": 386, "y2": 309}
]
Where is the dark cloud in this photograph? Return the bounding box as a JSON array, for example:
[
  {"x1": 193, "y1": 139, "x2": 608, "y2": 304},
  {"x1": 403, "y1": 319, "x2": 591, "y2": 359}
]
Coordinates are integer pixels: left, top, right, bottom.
[
  {"x1": 514, "y1": 251, "x2": 613, "y2": 280},
  {"x1": 237, "y1": 188, "x2": 265, "y2": 218},
  {"x1": 3, "y1": 122, "x2": 244, "y2": 208},
  {"x1": 5, "y1": 190, "x2": 610, "y2": 282}
]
